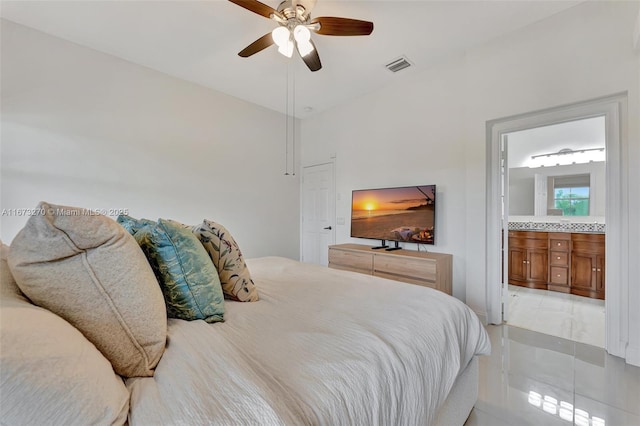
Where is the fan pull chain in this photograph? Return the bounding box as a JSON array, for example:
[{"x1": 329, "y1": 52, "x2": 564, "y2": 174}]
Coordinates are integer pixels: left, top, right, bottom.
[
  {"x1": 284, "y1": 61, "x2": 296, "y2": 176},
  {"x1": 292, "y1": 62, "x2": 296, "y2": 176},
  {"x1": 285, "y1": 61, "x2": 290, "y2": 175}
]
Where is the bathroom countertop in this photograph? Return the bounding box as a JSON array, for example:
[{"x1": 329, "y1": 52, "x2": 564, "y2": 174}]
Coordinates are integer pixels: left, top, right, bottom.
[{"x1": 508, "y1": 222, "x2": 605, "y2": 234}]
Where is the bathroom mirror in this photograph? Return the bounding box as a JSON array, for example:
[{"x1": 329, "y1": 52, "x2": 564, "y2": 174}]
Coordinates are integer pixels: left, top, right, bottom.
[{"x1": 506, "y1": 116, "x2": 606, "y2": 219}]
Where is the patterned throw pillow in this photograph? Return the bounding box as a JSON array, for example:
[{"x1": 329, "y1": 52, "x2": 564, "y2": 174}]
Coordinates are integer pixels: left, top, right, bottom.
[
  {"x1": 117, "y1": 214, "x2": 156, "y2": 235},
  {"x1": 135, "y1": 219, "x2": 225, "y2": 323},
  {"x1": 192, "y1": 220, "x2": 259, "y2": 302}
]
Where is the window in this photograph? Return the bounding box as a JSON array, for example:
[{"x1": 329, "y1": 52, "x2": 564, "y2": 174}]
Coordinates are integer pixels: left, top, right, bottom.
[
  {"x1": 554, "y1": 186, "x2": 590, "y2": 216},
  {"x1": 553, "y1": 175, "x2": 590, "y2": 216}
]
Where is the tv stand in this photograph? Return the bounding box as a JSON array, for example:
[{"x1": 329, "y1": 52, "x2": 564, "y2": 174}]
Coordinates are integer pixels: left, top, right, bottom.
[
  {"x1": 328, "y1": 244, "x2": 452, "y2": 295},
  {"x1": 371, "y1": 240, "x2": 389, "y2": 250},
  {"x1": 385, "y1": 241, "x2": 402, "y2": 251}
]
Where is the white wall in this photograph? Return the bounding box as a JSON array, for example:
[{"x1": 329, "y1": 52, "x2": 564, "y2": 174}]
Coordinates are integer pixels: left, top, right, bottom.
[
  {"x1": 301, "y1": 0, "x2": 639, "y2": 345},
  {"x1": 462, "y1": 1, "x2": 638, "y2": 335},
  {"x1": 0, "y1": 20, "x2": 300, "y2": 259},
  {"x1": 302, "y1": 57, "x2": 469, "y2": 299}
]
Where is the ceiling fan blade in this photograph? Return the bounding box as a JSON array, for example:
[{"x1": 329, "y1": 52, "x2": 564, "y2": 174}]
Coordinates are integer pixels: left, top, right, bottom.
[
  {"x1": 310, "y1": 17, "x2": 374, "y2": 36},
  {"x1": 238, "y1": 33, "x2": 274, "y2": 57},
  {"x1": 228, "y1": 0, "x2": 282, "y2": 19},
  {"x1": 297, "y1": 39, "x2": 322, "y2": 72}
]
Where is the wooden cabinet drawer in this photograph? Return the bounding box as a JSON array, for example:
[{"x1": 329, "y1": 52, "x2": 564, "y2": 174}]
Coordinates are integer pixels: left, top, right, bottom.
[
  {"x1": 374, "y1": 256, "x2": 436, "y2": 283},
  {"x1": 375, "y1": 271, "x2": 437, "y2": 288},
  {"x1": 550, "y1": 239, "x2": 570, "y2": 250},
  {"x1": 571, "y1": 233, "x2": 604, "y2": 253},
  {"x1": 328, "y1": 249, "x2": 372, "y2": 273},
  {"x1": 509, "y1": 231, "x2": 548, "y2": 240},
  {"x1": 550, "y1": 267, "x2": 568, "y2": 285},
  {"x1": 550, "y1": 251, "x2": 569, "y2": 266},
  {"x1": 509, "y1": 238, "x2": 548, "y2": 250}
]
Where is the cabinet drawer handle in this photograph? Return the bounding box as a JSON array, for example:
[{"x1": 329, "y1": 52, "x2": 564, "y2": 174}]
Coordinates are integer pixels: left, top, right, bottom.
[
  {"x1": 523, "y1": 260, "x2": 527, "y2": 263},
  {"x1": 557, "y1": 274, "x2": 561, "y2": 277},
  {"x1": 592, "y1": 268, "x2": 596, "y2": 271},
  {"x1": 557, "y1": 243, "x2": 561, "y2": 246},
  {"x1": 597, "y1": 268, "x2": 601, "y2": 272},
  {"x1": 556, "y1": 256, "x2": 561, "y2": 260}
]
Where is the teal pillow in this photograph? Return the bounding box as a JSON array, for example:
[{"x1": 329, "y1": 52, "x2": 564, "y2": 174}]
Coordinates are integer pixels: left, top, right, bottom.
[
  {"x1": 117, "y1": 215, "x2": 156, "y2": 235},
  {"x1": 134, "y1": 219, "x2": 224, "y2": 323}
]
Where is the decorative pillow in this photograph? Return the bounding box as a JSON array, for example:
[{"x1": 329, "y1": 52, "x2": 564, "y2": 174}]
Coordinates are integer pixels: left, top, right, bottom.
[
  {"x1": 0, "y1": 261, "x2": 130, "y2": 425},
  {"x1": 192, "y1": 219, "x2": 259, "y2": 302},
  {"x1": 8, "y1": 202, "x2": 167, "y2": 378},
  {"x1": 117, "y1": 214, "x2": 156, "y2": 235},
  {"x1": 1, "y1": 242, "x2": 25, "y2": 302},
  {"x1": 135, "y1": 218, "x2": 225, "y2": 323}
]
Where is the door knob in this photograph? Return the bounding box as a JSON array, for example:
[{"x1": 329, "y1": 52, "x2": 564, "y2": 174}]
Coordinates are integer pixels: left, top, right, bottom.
[{"x1": 323, "y1": 226, "x2": 332, "y2": 230}]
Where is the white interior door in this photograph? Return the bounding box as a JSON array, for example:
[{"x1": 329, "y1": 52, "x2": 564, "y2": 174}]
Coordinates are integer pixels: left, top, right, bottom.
[
  {"x1": 301, "y1": 162, "x2": 335, "y2": 265},
  {"x1": 534, "y1": 173, "x2": 548, "y2": 216}
]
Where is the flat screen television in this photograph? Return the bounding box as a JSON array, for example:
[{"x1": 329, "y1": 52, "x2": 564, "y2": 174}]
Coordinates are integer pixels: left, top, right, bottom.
[{"x1": 351, "y1": 185, "x2": 436, "y2": 249}]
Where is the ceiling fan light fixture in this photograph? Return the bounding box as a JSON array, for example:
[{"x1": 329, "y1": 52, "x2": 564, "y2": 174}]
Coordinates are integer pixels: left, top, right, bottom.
[
  {"x1": 229, "y1": 0, "x2": 374, "y2": 72},
  {"x1": 297, "y1": 40, "x2": 315, "y2": 57},
  {"x1": 272, "y1": 26, "x2": 290, "y2": 47},
  {"x1": 293, "y1": 25, "x2": 311, "y2": 43},
  {"x1": 292, "y1": 25, "x2": 314, "y2": 57},
  {"x1": 272, "y1": 26, "x2": 294, "y2": 58},
  {"x1": 278, "y1": 39, "x2": 295, "y2": 58}
]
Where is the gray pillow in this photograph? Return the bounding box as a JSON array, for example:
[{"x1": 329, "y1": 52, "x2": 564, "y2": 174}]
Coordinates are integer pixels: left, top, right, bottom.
[
  {"x1": 1, "y1": 242, "x2": 25, "y2": 302},
  {"x1": 8, "y1": 202, "x2": 167, "y2": 378},
  {"x1": 1, "y1": 249, "x2": 130, "y2": 425}
]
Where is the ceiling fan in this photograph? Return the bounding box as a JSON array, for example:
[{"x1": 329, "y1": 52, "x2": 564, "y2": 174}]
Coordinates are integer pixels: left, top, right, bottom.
[{"x1": 228, "y1": 0, "x2": 374, "y2": 72}]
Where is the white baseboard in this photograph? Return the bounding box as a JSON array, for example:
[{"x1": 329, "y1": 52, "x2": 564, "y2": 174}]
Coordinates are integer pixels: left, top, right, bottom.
[{"x1": 625, "y1": 344, "x2": 640, "y2": 367}]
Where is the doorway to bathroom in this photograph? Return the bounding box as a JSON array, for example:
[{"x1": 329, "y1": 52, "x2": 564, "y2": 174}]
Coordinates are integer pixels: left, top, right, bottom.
[
  {"x1": 486, "y1": 93, "x2": 627, "y2": 357},
  {"x1": 504, "y1": 116, "x2": 606, "y2": 347}
]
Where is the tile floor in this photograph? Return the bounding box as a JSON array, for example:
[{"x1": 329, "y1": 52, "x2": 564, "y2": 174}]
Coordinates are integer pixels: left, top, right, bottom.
[
  {"x1": 466, "y1": 324, "x2": 640, "y2": 426},
  {"x1": 506, "y1": 285, "x2": 605, "y2": 348}
]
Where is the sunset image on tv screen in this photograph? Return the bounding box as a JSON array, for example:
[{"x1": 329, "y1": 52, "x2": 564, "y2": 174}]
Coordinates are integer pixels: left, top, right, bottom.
[{"x1": 351, "y1": 185, "x2": 436, "y2": 244}]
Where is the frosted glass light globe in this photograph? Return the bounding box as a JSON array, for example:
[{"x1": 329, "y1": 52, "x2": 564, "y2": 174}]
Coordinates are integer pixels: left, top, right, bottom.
[
  {"x1": 293, "y1": 25, "x2": 311, "y2": 42},
  {"x1": 272, "y1": 26, "x2": 291, "y2": 47}
]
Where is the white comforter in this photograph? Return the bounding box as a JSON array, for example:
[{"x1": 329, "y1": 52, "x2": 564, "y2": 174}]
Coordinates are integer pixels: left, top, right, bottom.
[{"x1": 127, "y1": 257, "x2": 490, "y2": 426}]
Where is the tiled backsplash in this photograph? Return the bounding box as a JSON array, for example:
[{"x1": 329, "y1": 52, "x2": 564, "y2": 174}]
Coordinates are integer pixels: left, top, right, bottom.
[{"x1": 508, "y1": 221, "x2": 605, "y2": 233}]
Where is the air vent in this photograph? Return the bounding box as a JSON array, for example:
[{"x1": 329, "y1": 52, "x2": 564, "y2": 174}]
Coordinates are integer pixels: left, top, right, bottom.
[{"x1": 385, "y1": 56, "x2": 412, "y2": 73}]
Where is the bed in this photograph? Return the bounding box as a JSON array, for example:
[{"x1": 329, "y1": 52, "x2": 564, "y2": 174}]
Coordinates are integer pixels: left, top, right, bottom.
[{"x1": 126, "y1": 257, "x2": 491, "y2": 425}]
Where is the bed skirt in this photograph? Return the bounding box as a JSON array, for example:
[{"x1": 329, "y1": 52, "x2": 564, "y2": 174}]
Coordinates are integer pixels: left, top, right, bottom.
[{"x1": 434, "y1": 356, "x2": 479, "y2": 426}]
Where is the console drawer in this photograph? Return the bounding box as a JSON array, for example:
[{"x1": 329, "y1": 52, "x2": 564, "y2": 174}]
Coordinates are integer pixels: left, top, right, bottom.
[
  {"x1": 550, "y1": 239, "x2": 570, "y2": 250},
  {"x1": 328, "y1": 248, "x2": 372, "y2": 273},
  {"x1": 374, "y1": 256, "x2": 436, "y2": 282},
  {"x1": 549, "y1": 267, "x2": 568, "y2": 285},
  {"x1": 550, "y1": 251, "x2": 569, "y2": 266}
]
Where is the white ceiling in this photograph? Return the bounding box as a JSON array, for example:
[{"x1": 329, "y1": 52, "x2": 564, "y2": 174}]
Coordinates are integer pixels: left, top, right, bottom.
[{"x1": 1, "y1": 0, "x2": 583, "y2": 118}]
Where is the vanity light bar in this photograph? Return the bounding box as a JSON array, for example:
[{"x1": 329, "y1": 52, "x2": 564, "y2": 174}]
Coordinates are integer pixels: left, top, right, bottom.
[{"x1": 531, "y1": 147, "x2": 604, "y2": 160}]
